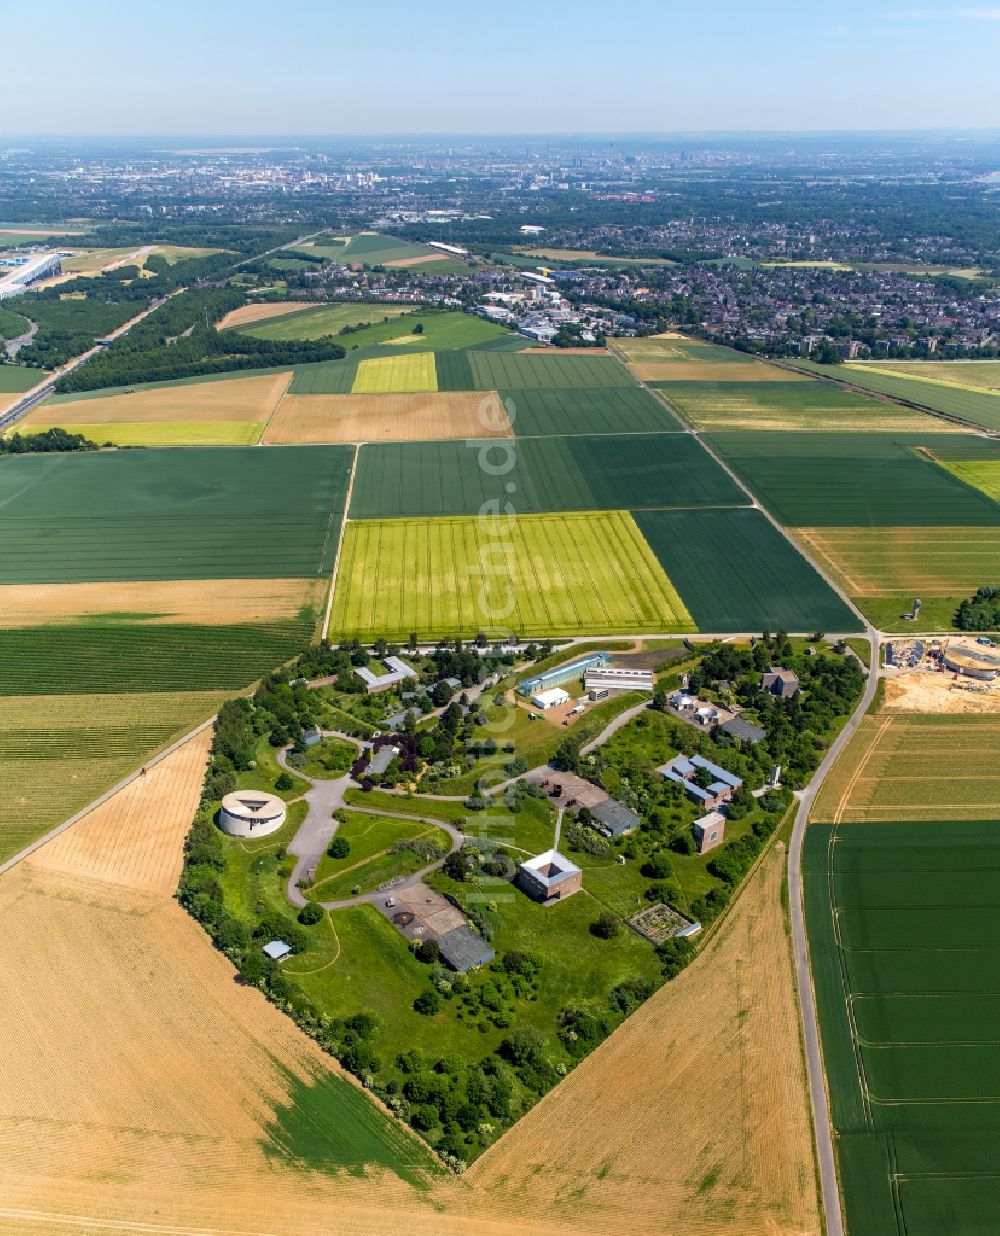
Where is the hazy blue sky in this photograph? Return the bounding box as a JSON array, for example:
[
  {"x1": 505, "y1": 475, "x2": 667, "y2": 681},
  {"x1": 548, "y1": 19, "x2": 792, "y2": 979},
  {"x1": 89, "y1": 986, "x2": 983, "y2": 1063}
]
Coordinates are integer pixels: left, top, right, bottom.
[{"x1": 2, "y1": 0, "x2": 998, "y2": 135}]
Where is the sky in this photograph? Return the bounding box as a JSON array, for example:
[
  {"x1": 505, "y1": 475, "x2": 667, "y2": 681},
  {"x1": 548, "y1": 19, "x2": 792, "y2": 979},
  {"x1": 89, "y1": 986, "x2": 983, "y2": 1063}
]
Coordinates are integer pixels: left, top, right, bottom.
[{"x1": 2, "y1": 0, "x2": 999, "y2": 136}]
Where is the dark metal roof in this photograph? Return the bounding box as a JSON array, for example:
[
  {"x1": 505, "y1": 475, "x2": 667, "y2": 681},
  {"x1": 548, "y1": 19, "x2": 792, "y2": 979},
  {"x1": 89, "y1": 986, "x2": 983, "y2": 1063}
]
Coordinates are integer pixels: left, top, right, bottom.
[
  {"x1": 437, "y1": 925, "x2": 495, "y2": 973},
  {"x1": 720, "y1": 716, "x2": 767, "y2": 743},
  {"x1": 591, "y1": 798, "x2": 640, "y2": 836}
]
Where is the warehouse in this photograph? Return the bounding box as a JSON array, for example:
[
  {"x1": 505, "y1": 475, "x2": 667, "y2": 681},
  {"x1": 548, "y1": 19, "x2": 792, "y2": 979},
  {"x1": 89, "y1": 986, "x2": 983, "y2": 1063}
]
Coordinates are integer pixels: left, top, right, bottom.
[
  {"x1": 518, "y1": 652, "x2": 610, "y2": 697},
  {"x1": 531, "y1": 686, "x2": 571, "y2": 710},
  {"x1": 584, "y1": 666, "x2": 654, "y2": 693}
]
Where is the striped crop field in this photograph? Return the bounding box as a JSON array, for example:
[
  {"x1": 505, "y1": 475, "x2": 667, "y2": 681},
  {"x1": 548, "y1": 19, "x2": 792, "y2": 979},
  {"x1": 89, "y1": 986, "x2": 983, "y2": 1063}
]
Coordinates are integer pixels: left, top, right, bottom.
[
  {"x1": 811, "y1": 714, "x2": 1000, "y2": 823},
  {"x1": 794, "y1": 360, "x2": 1000, "y2": 432},
  {"x1": 634, "y1": 507, "x2": 858, "y2": 633},
  {"x1": 352, "y1": 352, "x2": 437, "y2": 393},
  {"x1": 0, "y1": 620, "x2": 316, "y2": 695},
  {"x1": 0, "y1": 446, "x2": 352, "y2": 582},
  {"x1": 349, "y1": 433, "x2": 745, "y2": 519},
  {"x1": 655, "y1": 379, "x2": 943, "y2": 433},
  {"x1": 506, "y1": 386, "x2": 679, "y2": 435},
  {"x1": 0, "y1": 690, "x2": 228, "y2": 862},
  {"x1": 706, "y1": 432, "x2": 1000, "y2": 526},
  {"x1": 792, "y1": 526, "x2": 1000, "y2": 596},
  {"x1": 329, "y1": 511, "x2": 696, "y2": 640},
  {"x1": 852, "y1": 361, "x2": 1000, "y2": 394},
  {"x1": 468, "y1": 351, "x2": 635, "y2": 390}
]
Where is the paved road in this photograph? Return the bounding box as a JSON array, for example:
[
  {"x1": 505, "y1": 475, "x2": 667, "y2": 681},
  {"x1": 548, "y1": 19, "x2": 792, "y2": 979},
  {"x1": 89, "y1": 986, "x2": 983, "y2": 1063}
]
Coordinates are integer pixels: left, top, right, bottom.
[
  {"x1": 280, "y1": 733, "x2": 364, "y2": 907},
  {"x1": 786, "y1": 627, "x2": 881, "y2": 1236},
  {"x1": 281, "y1": 732, "x2": 465, "y2": 908}
]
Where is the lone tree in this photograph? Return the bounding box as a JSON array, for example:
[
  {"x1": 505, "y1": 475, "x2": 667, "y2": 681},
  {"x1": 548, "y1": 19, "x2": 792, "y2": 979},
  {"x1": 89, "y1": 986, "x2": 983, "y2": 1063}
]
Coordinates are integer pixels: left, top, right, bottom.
[
  {"x1": 328, "y1": 836, "x2": 350, "y2": 859},
  {"x1": 591, "y1": 911, "x2": 621, "y2": 939}
]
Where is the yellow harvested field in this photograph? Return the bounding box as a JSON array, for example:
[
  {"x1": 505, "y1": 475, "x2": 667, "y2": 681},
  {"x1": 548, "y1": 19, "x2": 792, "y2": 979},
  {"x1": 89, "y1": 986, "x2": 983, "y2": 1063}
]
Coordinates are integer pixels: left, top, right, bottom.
[
  {"x1": 0, "y1": 577, "x2": 323, "y2": 627},
  {"x1": 811, "y1": 713, "x2": 1000, "y2": 822},
  {"x1": 883, "y1": 672, "x2": 1000, "y2": 715},
  {"x1": 632, "y1": 360, "x2": 805, "y2": 382},
  {"x1": 217, "y1": 301, "x2": 317, "y2": 330},
  {"x1": 792, "y1": 526, "x2": 1000, "y2": 596},
  {"x1": 265, "y1": 391, "x2": 510, "y2": 444},
  {"x1": 0, "y1": 691, "x2": 230, "y2": 865},
  {"x1": 385, "y1": 253, "x2": 451, "y2": 267},
  {"x1": 28, "y1": 725, "x2": 213, "y2": 895},
  {"x1": 352, "y1": 352, "x2": 438, "y2": 393},
  {"x1": 848, "y1": 361, "x2": 1000, "y2": 394},
  {"x1": 0, "y1": 731, "x2": 470, "y2": 1236},
  {"x1": 25, "y1": 371, "x2": 291, "y2": 425},
  {"x1": 469, "y1": 844, "x2": 819, "y2": 1236}
]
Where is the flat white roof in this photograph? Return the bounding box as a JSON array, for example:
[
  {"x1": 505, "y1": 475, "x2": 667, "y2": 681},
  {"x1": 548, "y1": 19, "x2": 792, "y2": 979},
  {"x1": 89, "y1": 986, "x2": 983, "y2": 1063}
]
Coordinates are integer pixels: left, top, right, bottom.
[{"x1": 532, "y1": 687, "x2": 570, "y2": 707}]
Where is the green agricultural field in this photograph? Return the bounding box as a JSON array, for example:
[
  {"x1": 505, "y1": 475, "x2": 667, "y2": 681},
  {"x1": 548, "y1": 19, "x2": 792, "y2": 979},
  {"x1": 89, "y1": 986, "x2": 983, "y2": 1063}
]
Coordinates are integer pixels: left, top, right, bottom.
[
  {"x1": 0, "y1": 364, "x2": 44, "y2": 393},
  {"x1": 330, "y1": 511, "x2": 695, "y2": 640},
  {"x1": 234, "y1": 303, "x2": 416, "y2": 341},
  {"x1": 0, "y1": 446, "x2": 351, "y2": 582},
  {"x1": 0, "y1": 690, "x2": 228, "y2": 862},
  {"x1": 805, "y1": 819, "x2": 1000, "y2": 1236},
  {"x1": 352, "y1": 352, "x2": 438, "y2": 394},
  {"x1": 469, "y1": 351, "x2": 636, "y2": 390},
  {"x1": 46, "y1": 420, "x2": 264, "y2": 446},
  {"x1": 349, "y1": 433, "x2": 745, "y2": 519},
  {"x1": 506, "y1": 385, "x2": 680, "y2": 436},
  {"x1": 613, "y1": 334, "x2": 755, "y2": 366},
  {"x1": 327, "y1": 233, "x2": 440, "y2": 265},
  {"x1": 706, "y1": 432, "x2": 1000, "y2": 527},
  {"x1": 634, "y1": 508, "x2": 859, "y2": 632},
  {"x1": 287, "y1": 359, "x2": 358, "y2": 394},
  {"x1": 794, "y1": 360, "x2": 1000, "y2": 433},
  {"x1": 0, "y1": 619, "x2": 315, "y2": 695},
  {"x1": 857, "y1": 361, "x2": 1000, "y2": 393},
  {"x1": 655, "y1": 379, "x2": 940, "y2": 433},
  {"x1": 434, "y1": 351, "x2": 474, "y2": 391}
]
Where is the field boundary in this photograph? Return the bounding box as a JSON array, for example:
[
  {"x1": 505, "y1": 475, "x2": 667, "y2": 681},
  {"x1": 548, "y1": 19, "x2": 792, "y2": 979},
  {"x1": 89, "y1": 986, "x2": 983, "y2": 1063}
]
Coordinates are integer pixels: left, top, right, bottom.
[{"x1": 322, "y1": 445, "x2": 359, "y2": 641}]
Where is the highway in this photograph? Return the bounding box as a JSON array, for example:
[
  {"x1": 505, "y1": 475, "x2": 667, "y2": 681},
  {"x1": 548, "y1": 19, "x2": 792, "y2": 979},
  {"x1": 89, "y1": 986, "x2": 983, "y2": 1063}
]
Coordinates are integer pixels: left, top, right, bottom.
[{"x1": 0, "y1": 289, "x2": 183, "y2": 432}]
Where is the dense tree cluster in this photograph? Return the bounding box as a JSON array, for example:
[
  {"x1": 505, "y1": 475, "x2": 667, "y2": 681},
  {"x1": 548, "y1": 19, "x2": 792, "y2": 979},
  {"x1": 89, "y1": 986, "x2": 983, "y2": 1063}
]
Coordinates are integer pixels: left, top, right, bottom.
[
  {"x1": 956, "y1": 587, "x2": 1000, "y2": 631},
  {"x1": 0, "y1": 426, "x2": 97, "y2": 454}
]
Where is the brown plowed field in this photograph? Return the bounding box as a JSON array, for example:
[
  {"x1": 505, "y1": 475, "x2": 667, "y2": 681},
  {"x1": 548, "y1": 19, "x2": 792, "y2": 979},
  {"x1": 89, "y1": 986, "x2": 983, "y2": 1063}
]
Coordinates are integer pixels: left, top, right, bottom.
[
  {"x1": 0, "y1": 577, "x2": 323, "y2": 627},
  {"x1": 264, "y1": 391, "x2": 510, "y2": 444},
  {"x1": 26, "y1": 372, "x2": 291, "y2": 425},
  {"x1": 384, "y1": 252, "x2": 451, "y2": 267},
  {"x1": 467, "y1": 843, "x2": 820, "y2": 1236}
]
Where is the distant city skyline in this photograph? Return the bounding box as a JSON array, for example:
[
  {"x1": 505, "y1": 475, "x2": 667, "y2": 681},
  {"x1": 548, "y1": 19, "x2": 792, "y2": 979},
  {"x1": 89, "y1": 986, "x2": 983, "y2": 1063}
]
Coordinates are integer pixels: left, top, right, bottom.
[{"x1": 2, "y1": 0, "x2": 998, "y2": 136}]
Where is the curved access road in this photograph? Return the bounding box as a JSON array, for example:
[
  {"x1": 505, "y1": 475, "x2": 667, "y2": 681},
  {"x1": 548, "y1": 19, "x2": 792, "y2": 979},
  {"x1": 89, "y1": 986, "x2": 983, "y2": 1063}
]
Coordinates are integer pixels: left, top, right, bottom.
[{"x1": 787, "y1": 625, "x2": 880, "y2": 1236}]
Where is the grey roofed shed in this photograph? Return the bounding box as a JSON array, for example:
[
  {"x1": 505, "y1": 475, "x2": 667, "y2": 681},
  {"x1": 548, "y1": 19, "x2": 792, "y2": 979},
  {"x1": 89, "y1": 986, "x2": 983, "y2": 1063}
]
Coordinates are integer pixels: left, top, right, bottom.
[
  {"x1": 437, "y1": 925, "x2": 495, "y2": 972},
  {"x1": 591, "y1": 798, "x2": 640, "y2": 837},
  {"x1": 720, "y1": 716, "x2": 766, "y2": 744}
]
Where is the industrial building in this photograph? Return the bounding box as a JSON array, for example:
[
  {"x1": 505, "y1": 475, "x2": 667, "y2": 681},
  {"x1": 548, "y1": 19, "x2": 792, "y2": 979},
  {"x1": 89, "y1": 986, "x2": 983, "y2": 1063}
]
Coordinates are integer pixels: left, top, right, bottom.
[
  {"x1": 583, "y1": 666, "x2": 654, "y2": 693},
  {"x1": 531, "y1": 686, "x2": 570, "y2": 710},
  {"x1": 518, "y1": 651, "x2": 611, "y2": 697},
  {"x1": 0, "y1": 250, "x2": 62, "y2": 300},
  {"x1": 219, "y1": 790, "x2": 287, "y2": 838},
  {"x1": 941, "y1": 639, "x2": 1000, "y2": 681},
  {"x1": 591, "y1": 799, "x2": 641, "y2": 837}
]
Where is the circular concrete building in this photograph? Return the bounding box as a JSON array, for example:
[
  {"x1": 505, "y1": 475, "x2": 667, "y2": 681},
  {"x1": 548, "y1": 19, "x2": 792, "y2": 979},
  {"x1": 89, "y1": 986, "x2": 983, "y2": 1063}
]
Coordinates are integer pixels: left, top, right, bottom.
[
  {"x1": 219, "y1": 790, "x2": 287, "y2": 838},
  {"x1": 941, "y1": 639, "x2": 1000, "y2": 681}
]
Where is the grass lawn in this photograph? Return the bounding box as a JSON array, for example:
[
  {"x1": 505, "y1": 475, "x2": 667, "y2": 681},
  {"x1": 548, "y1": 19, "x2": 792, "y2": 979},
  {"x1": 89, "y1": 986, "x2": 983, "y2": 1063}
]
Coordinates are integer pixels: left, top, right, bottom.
[
  {"x1": 235, "y1": 735, "x2": 311, "y2": 801},
  {"x1": 308, "y1": 820, "x2": 451, "y2": 900},
  {"x1": 852, "y1": 594, "x2": 964, "y2": 631},
  {"x1": 0, "y1": 365, "x2": 44, "y2": 393},
  {"x1": 287, "y1": 736, "x2": 356, "y2": 779},
  {"x1": 217, "y1": 802, "x2": 308, "y2": 921}
]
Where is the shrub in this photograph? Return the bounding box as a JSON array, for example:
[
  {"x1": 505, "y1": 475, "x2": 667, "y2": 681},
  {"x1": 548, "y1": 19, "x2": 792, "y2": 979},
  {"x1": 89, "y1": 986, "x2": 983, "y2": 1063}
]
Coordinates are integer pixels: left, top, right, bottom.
[
  {"x1": 414, "y1": 988, "x2": 442, "y2": 1015},
  {"x1": 590, "y1": 911, "x2": 621, "y2": 939},
  {"x1": 328, "y1": 836, "x2": 350, "y2": 859},
  {"x1": 274, "y1": 771, "x2": 294, "y2": 791},
  {"x1": 298, "y1": 902, "x2": 325, "y2": 925}
]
